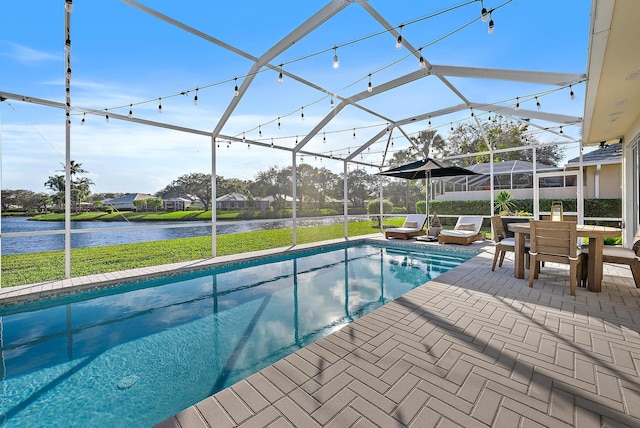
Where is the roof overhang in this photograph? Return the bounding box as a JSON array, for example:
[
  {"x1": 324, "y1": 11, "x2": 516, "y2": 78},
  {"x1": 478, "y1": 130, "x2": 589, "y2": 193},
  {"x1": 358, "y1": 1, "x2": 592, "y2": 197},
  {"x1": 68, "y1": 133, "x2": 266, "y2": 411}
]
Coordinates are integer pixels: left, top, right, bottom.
[{"x1": 583, "y1": 0, "x2": 640, "y2": 146}]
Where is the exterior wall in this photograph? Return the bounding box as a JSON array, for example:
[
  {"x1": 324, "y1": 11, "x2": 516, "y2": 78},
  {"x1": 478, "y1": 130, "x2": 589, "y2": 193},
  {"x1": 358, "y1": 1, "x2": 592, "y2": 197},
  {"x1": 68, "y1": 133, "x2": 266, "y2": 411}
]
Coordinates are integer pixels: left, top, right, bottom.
[{"x1": 598, "y1": 164, "x2": 622, "y2": 198}]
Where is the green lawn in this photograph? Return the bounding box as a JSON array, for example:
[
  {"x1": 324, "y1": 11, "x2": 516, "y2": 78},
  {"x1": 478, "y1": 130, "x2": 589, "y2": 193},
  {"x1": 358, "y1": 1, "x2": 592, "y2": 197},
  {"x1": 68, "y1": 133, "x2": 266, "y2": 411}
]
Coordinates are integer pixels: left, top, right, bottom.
[{"x1": 1, "y1": 220, "x2": 401, "y2": 287}]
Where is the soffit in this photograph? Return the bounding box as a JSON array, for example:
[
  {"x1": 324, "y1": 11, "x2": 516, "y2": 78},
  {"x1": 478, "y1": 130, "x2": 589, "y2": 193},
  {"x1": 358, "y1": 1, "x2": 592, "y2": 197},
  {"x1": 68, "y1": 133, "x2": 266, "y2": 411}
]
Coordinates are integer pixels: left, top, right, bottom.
[{"x1": 584, "y1": 0, "x2": 640, "y2": 145}]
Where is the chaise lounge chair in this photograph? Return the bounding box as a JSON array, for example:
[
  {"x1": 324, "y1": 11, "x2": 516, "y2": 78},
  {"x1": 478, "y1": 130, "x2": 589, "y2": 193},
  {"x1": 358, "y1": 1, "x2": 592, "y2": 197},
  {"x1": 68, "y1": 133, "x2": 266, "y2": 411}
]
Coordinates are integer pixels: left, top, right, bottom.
[
  {"x1": 385, "y1": 214, "x2": 428, "y2": 240},
  {"x1": 438, "y1": 215, "x2": 485, "y2": 246}
]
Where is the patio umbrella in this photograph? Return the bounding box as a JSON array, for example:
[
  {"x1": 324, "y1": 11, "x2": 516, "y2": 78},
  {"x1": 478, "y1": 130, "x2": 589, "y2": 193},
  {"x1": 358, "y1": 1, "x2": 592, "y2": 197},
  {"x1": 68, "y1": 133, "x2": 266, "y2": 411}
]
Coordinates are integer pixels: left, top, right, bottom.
[{"x1": 378, "y1": 158, "x2": 481, "y2": 222}]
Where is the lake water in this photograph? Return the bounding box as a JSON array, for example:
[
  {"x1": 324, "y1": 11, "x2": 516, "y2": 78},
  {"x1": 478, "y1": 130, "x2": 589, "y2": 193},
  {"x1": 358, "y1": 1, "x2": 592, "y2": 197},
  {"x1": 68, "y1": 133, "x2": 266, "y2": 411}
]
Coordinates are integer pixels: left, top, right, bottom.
[{"x1": 0, "y1": 216, "x2": 368, "y2": 255}]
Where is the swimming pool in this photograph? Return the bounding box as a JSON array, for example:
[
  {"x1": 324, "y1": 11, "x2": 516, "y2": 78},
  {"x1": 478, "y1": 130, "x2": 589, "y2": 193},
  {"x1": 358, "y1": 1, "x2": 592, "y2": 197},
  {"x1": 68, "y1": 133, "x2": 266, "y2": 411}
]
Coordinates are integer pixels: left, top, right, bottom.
[{"x1": 0, "y1": 241, "x2": 476, "y2": 427}]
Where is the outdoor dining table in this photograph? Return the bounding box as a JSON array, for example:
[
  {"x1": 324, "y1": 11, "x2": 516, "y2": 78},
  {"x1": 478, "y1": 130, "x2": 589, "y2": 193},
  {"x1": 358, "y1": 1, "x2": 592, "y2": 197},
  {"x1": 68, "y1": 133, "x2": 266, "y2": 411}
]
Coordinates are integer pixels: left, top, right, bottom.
[{"x1": 507, "y1": 222, "x2": 622, "y2": 292}]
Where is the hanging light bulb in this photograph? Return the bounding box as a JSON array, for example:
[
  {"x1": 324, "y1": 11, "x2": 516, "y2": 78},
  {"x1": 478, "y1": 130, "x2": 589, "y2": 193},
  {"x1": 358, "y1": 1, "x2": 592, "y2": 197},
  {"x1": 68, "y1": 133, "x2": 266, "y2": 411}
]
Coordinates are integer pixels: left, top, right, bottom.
[
  {"x1": 323, "y1": 133, "x2": 326, "y2": 143},
  {"x1": 65, "y1": 0, "x2": 73, "y2": 13},
  {"x1": 560, "y1": 126, "x2": 564, "y2": 134},
  {"x1": 258, "y1": 125, "x2": 262, "y2": 137},
  {"x1": 367, "y1": 74, "x2": 373, "y2": 93},
  {"x1": 450, "y1": 123, "x2": 453, "y2": 131},
  {"x1": 330, "y1": 97, "x2": 334, "y2": 109},
  {"x1": 333, "y1": 46, "x2": 339, "y2": 69},
  {"x1": 301, "y1": 106, "x2": 305, "y2": 121},
  {"x1": 428, "y1": 117, "x2": 432, "y2": 127},
  {"x1": 194, "y1": 88, "x2": 199, "y2": 106},
  {"x1": 66, "y1": 67, "x2": 72, "y2": 79},
  {"x1": 128, "y1": 104, "x2": 133, "y2": 118},
  {"x1": 470, "y1": 108, "x2": 474, "y2": 117},
  {"x1": 65, "y1": 37, "x2": 71, "y2": 53},
  {"x1": 234, "y1": 77, "x2": 239, "y2": 96},
  {"x1": 536, "y1": 96, "x2": 541, "y2": 110},
  {"x1": 278, "y1": 64, "x2": 283, "y2": 83},
  {"x1": 353, "y1": 128, "x2": 356, "y2": 139},
  {"x1": 569, "y1": 85, "x2": 575, "y2": 100},
  {"x1": 242, "y1": 132, "x2": 246, "y2": 143},
  {"x1": 488, "y1": 14, "x2": 495, "y2": 34},
  {"x1": 418, "y1": 48, "x2": 426, "y2": 69},
  {"x1": 277, "y1": 117, "x2": 281, "y2": 129},
  {"x1": 271, "y1": 138, "x2": 274, "y2": 147},
  {"x1": 158, "y1": 98, "x2": 162, "y2": 113},
  {"x1": 515, "y1": 97, "x2": 520, "y2": 111},
  {"x1": 80, "y1": 113, "x2": 85, "y2": 125},
  {"x1": 481, "y1": 1, "x2": 489, "y2": 22},
  {"x1": 396, "y1": 24, "x2": 404, "y2": 49},
  {"x1": 105, "y1": 110, "x2": 110, "y2": 123},
  {"x1": 295, "y1": 135, "x2": 298, "y2": 145}
]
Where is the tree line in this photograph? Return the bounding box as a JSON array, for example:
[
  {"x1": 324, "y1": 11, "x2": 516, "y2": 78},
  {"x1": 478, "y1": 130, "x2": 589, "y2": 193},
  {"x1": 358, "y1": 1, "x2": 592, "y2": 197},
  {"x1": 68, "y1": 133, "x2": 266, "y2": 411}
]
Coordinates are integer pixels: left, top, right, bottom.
[{"x1": 3, "y1": 118, "x2": 563, "y2": 214}]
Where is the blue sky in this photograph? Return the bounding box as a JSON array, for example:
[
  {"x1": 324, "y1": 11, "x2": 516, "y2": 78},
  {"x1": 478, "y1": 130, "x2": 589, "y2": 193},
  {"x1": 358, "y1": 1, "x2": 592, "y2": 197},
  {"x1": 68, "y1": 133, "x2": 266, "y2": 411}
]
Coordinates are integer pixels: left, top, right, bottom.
[{"x1": 0, "y1": 0, "x2": 591, "y2": 194}]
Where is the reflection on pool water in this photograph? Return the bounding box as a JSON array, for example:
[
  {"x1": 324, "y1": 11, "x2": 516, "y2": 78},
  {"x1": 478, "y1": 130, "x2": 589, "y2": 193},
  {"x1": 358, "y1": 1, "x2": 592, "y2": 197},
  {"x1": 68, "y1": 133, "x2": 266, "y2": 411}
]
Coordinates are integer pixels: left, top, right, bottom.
[{"x1": 0, "y1": 241, "x2": 476, "y2": 427}]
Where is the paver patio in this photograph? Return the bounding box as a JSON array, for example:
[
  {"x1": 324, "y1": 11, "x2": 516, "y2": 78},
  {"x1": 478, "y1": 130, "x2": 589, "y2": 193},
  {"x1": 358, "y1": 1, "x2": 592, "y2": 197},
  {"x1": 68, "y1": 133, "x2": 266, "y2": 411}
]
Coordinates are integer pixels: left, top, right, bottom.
[{"x1": 157, "y1": 241, "x2": 640, "y2": 427}]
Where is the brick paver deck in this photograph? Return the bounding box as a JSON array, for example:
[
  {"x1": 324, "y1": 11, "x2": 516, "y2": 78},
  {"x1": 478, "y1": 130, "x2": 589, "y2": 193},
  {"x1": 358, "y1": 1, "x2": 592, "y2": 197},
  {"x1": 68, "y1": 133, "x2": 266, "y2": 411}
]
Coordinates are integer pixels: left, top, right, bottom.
[{"x1": 157, "y1": 243, "x2": 640, "y2": 427}]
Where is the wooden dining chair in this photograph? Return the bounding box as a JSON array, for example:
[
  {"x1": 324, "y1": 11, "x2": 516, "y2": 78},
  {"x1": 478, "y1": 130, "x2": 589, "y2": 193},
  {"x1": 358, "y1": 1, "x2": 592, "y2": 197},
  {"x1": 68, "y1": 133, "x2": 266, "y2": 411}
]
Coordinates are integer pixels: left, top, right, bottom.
[
  {"x1": 491, "y1": 215, "x2": 529, "y2": 271},
  {"x1": 528, "y1": 220, "x2": 583, "y2": 296}
]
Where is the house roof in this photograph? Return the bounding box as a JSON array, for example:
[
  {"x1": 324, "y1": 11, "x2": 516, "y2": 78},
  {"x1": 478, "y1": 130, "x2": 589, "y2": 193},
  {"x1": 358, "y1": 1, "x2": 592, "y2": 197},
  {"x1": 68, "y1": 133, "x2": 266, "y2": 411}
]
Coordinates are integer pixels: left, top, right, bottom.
[
  {"x1": 103, "y1": 193, "x2": 155, "y2": 204},
  {"x1": 566, "y1": 143, "x2": 622, "y2": 164},
  {"x1": 216, "y1": 192, "x2": 249, "y2": 202}
]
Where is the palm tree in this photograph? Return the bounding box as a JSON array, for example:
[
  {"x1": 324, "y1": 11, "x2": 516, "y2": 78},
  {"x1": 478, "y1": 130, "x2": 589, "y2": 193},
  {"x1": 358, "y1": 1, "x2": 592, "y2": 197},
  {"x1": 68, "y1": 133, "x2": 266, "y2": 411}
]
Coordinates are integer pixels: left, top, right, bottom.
[{"x1": 408, "y1": 129, "x2": 446, "y2": 160}]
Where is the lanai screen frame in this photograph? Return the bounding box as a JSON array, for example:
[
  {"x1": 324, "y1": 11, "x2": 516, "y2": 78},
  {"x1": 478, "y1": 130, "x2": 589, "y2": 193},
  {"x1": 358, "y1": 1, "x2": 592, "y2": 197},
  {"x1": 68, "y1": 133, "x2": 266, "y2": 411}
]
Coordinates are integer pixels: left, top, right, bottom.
[{"x1": 0, "y1": 0, "x2": 587, "y2": 280}]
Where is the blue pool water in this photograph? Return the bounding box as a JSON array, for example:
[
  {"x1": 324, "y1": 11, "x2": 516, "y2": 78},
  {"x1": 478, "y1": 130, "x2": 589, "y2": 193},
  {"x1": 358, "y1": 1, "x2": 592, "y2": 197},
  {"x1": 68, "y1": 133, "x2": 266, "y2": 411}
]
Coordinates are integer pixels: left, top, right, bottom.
[{"x1": 0, "y1": 242, "x2": 475, "y2": 427}]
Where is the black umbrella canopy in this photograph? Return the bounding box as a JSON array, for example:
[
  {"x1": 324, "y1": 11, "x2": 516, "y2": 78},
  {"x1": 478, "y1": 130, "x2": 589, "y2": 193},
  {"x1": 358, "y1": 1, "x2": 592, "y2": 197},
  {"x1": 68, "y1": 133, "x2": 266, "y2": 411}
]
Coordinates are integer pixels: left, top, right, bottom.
[
  {"x1": 378, "y1": 158, "x2": 481, "y2": 223},
  {"x1": 379, "y1": 158, "x2": 480, "y2": 180}
]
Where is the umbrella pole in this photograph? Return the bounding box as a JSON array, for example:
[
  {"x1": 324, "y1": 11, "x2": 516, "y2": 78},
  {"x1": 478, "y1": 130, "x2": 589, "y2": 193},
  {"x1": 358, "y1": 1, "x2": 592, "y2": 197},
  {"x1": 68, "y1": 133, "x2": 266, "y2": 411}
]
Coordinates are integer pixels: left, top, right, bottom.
[{"x1": 425, "y1": 172, "x2": 430, "y2": 226}]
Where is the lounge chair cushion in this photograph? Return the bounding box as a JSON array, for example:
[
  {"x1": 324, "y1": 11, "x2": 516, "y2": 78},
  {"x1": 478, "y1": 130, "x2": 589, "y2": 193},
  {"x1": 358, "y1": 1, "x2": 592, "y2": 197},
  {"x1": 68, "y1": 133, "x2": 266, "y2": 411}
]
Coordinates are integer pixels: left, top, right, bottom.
[
  {"x1": 457, "y1": 223, "x2": 477, "y2": 231},
  {"x1": 404, "y1": 221, "x2": 418, "y2": 228}
]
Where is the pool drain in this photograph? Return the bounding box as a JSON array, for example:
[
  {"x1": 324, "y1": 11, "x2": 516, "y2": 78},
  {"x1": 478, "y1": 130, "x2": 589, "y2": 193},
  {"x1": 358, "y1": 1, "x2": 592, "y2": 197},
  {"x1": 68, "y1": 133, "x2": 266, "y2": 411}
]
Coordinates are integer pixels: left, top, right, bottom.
[{"x1": 117, "y1": 375, "x2": 140, "y2": 389}]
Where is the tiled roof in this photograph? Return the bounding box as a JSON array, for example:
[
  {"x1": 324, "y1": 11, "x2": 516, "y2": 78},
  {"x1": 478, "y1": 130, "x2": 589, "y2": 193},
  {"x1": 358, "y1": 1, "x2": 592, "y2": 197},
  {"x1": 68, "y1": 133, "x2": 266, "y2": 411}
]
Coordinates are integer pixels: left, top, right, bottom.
[{"x1": 567, "y1": 143, "x2": 622, "y2": 164}]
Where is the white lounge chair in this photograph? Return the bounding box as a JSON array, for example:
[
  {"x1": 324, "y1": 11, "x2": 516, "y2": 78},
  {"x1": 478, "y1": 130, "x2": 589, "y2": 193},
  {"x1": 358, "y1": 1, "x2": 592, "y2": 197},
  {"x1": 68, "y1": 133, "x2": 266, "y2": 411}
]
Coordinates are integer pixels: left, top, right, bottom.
[
  {"x1": 438, "y1": 216, "x2": 485, "y2": 246},
  {"x1": 385, "y1": 214, "x2": 428, "y2": 240}
]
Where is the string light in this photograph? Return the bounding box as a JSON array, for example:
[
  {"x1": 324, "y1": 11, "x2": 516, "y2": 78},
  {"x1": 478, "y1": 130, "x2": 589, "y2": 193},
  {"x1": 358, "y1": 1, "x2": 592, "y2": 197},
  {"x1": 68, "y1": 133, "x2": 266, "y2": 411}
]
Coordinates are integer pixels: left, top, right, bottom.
[
  {"x1": 105, "y1": 109, "x2": 109, "y2": 123},
  {"x1": 569, "y1": 85, "x2": 575, "y2": 100},
  {"x1": 418, "y1": 48, "x2": 426, "y2": 69},
  {"x1": 234, "y1": 77, "x2": 239, "y2": 97},
  {"x1": 560, "y1": 126, "x2": 564, "y2": 134},
  {"x1": 277, "y1": 117, "x2": 281, "y2": 129},
  {"x1": 158, "y1": 97, "x2": 162, "y2": 113},
  {"x1": 333, "y1": 46, "x2": 339, "y2": 69},
  {"x1": 65, "y1": 36, "x2": 71, "y2": 53},
  {"x1": 301, "y1": 106, "x2": 305, "y2": 121},
  {"x1": 450, "y1": 123, "x2": 453, "y2": 131},
  {"x1": 128, "y1": 104, "x2": 133, "y2": 118},
  {"x1": 367, "y1": 74, "x2": 373, "y2": 93},
  {"x1": 278, "y1": 64, "x2": 283, "y2": 83},
  {"x1": 488, "y1": 13, "x2": 494, "y2": 34},
  {"x1": 65, "y1": 0, "x2": 73, "y2": 13},
  {"x1": 396, "y1": 24, "x2": 404, "y2": 49},
  {"x1": 470, "y1": 108, "x2": 474, "y2": 117},
  {"x1": 330, "y1": 97, "x2": 334, "y2": 109},
  {"x1": 81, "y1": 113, "x2": 85, "y2": 125},
  {"x1": 242, "y1": 132, "x2": 246, "y2": 143},
  {"x1": 258, "y1": 125, "x2": 262, "y2": 137},
  {"x1": 193, "y1": 88, "x2": 198, "y2": 106},
  {"x1": 353, "y1": 128, "x2": 356, "y2": 139},
  {"x1": 536, "y1": 96, "x2": 541, "y2": 109},
  {"x1": 295, "y1": 135, "x2": 298, "y2": 144},
  {"x1": 271, "y1": 138, "x2": 274, "y2": 147},
  {"x1": 66, "y1": 66, "x2": 72, "y2": 80},
  {"x1": 515, "y1": 97, "x2": 520, "y2": 111},
  {"x1": 481, "y1": 3, "x2": 489, "y2": 22},
  {"x1": 428, "y1": 117, "x2": 431, "y2": 127}
]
